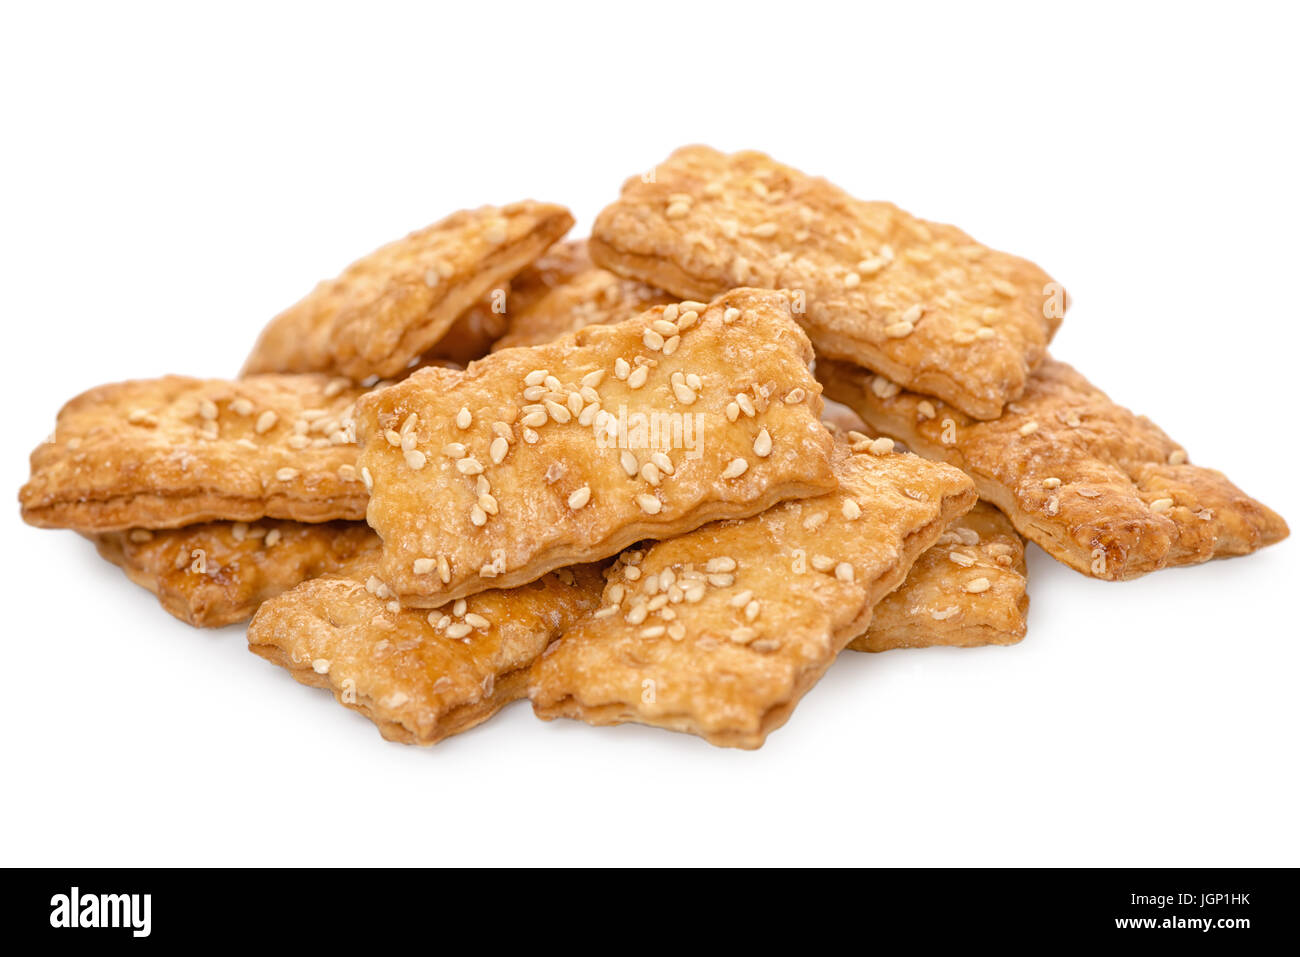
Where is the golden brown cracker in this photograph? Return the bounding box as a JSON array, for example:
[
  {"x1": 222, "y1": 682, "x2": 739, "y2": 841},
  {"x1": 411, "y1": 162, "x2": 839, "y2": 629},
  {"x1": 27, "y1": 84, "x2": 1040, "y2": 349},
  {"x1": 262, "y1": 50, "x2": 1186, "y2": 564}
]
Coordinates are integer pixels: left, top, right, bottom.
[
  {"x1": 242, "y1": 201, "x2": 573, "y2": 380},
  {"x1": 528, "y1": 442, "x2": 976, "y2": 749},
  {"x1": 356, "y1": 288, "x2": 838, "y2": 607},
  {"x1": 92, "y1": 521, "x2": 378, "y2": 628},
  {"x1": 853, "y1": 503, "x2": 1027, "y2": 652},
  {"x1": 20, "y1": 374, "x2": 368, "y2": 531},
  {"x1": 591, "y1": 145, "x2": 1062, "y2": 419},
  {"x1": 247, "y1": 561, "x2": 604, "y2": 746},
  {"x1": 819, "y1": 356, "x2": 1288, "y2": 580}
]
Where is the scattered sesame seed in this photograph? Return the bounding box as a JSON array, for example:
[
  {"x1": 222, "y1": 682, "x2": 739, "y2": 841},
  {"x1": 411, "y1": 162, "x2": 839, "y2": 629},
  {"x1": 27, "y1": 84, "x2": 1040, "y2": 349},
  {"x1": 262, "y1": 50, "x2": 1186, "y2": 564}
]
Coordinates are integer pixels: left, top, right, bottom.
[
  {"x1": 885, "y1": 321, "x2": 914, "y2": 338},
  {"x1": 834, "y1": 562, "x2": 855, "y2": 583},
  {"x1": 1150, "y1": 497, "x2": 1174, "y2": 513},
  {"x1": 361, "y1": 467, "x2": 373, "y2": 491},
  {"x1": 413, "y1": 558, "x2": 436, "y2": 574},
  {"x1": 868, "y1": 437, "x2": 894, "y2": 455},
  {"x1": 404, "y1": 450, "x2": 427, "y2": 470},
  {"x1": 964, "y1": 577, "x2": 991, "y2": 594},
  {"x1": 917, "y1": 400, "x2": 936, "y2": 420},
  {"x1": 1168, "y1": 450, "x2": 1187, "y2": 465},
  {"x1": 842, "y1": 499, "x2": 861, "y2": 520},
  {"x1": 311, "y1": 658, "x2": 331, "y2": 674},
  {"x1": 198, "y1": 399, "x2": 219, "y2": 420},
  {"x1": 1018, "y1": 421, "x2": 1039, "y2": 436},
  {"x1": 752, "y1": 428, "x2": 772, "y2": 457},
  {"x1": 255, "y1": 411, "x2": 278, "y2": 434},
  {"x1": 464, "y1": 613, "x2": 490, "y2": 630},
  {"x1": 627, "y1": 366, "x2": 649, "y2": 389},
  {"x1": 455, "y1": 407, "x2": 472, "y2": 429},
  {"x1": 721, "y1": 457, "x2": 749, "y2": 479},
  {"x1": 620, "y1": 450, "x2": 639, "y2": 477},
  {"x1": 525, "y1": 369, "x2": 547, "y2": 386},
  {"x1": 446, "y1": 622, "x2": 473, "y2": 639},
  {"x1": 844, "y1": 272, "x2": 861, "y2": 289},
  {"x1": 568, "y1": 486, "x2": 591, "y2": 509},
  {"x1": 456, "y1": 457, "x2": 484, "y2": 475},
  {"x1": 723, "y1": 307, "x2": 741, "y2": 323},
  {"x1": 636, "y1": 493, "x2": 662, "y2": 514},
  {"x1": 1042, "y1": 477, "x2": 1062, "y2": 489},
  {"x1": 275, "y1": 467, "x2": 298, "y2": 481}
]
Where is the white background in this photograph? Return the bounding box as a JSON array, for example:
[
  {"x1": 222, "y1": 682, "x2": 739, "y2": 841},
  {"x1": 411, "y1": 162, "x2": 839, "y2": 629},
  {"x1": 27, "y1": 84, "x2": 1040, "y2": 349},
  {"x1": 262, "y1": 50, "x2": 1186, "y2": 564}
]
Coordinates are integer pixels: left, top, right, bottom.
[{"x1": 2, "y1": 2, "x2": 1296, "y2": 866}]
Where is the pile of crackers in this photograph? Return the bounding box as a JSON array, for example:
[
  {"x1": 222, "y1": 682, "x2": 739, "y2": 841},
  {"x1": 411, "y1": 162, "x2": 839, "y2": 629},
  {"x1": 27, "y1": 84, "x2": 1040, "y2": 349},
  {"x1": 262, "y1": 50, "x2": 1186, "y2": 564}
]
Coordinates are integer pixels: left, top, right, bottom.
[{"x1": 19, "y1": 146, "x2": 1288, "y2": 749}]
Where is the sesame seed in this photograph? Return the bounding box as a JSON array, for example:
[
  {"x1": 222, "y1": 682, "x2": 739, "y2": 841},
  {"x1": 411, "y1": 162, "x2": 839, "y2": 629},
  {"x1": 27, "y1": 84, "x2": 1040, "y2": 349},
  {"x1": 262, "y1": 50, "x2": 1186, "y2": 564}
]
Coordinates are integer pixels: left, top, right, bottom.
[
  {"x1": 902, "y1": 304, "x2": 924, "y2": 324},
  {"x1": 627, "y1": 366, "x2": 649, "y2": 389},
  {"x1": 931, "y1": 606, "x2": 960, "y2": 621},
  {"x1": 275, "y1": 467, "x2": 298, "y2": 481},
  {"x1": 311, "y1": 658, "x2": 331, "y2": 674},
  {"x1": 1168, "y1": 450, "x2": 1187, "y2": 465},
  {"x1": 456, "y1": 457, "x2": 484, "y2": 475},
  {"x1": 404, "y1": 450, "x2": 426, "y2": 470},
  {"x1": 677, "y1": 310, "x2": 699, "y2": 331},
  {"x1": 842, "y1": 499, "x2": 861, "y2": 519},
  {"x1": 752, "y1": 222, "x2": 778, "y2": 238},
  {"x1": 619, "y1": 450, "x2": 639, "y2": 477},
  {"x1": 255, "y1": 411, "x2": 278, "y2": 434},
  {"x1": 489, "y1": 436, "x2": 508, "y2": 464},
  {"x1": 752, "y1": 428, "x2": 773, "y2": 458},
  {"x1": 723, "y1": 307, "x2": 741, "y2": 323},
  {"x1": 525, "y1": 369, "x2": 547, "y2": 386},
  {"x1": 230, "y1": 397, "x2": 254, "y2": 416},
  {"x1": 640, "y1": 462, "x2": 661, "y2": 486},
  {"x1": 1042, "y1": 477, "x2": 1062, "y2": 489},
  {"x1": 437, "y1": 555, "x2": 451, "y2": 583},
  {"x1": 672, "y1": 381, "x2": 697, "y2": 405},
  {"x1": 844, "y1": 272, "x2": 861, "y2": 289},
  {"x1": 635, "y1": 493, "x2": 661, "y2": 514},
  {"x1": 523, "y1": 427, "x2": 539, "y2": 444},
  {"x1": 680, "y1": 300, "x2": 707, "y2": 312},
  {"x1": 384, "y1": 429, "x2": 402, "y2": 447},
  {"x1": 870, "y1": 377, "x2": 900, "y2": 400},
  {"x1": 662, "y1": 334, "x2": 681, "y2": 356},
  {"x1": 614, "y1": 358, "x2": 630, "y2": 380},
  {"x1": 626, "y1": 603, "x2": 649, "y2": 625},
  {"x1": 736, "y1": 393, "x2": 756, "y2": 417},
  {"x1": 568, "y1": 486, "x2": 591, "y2": 509},
  {"x1": 885, "y1": 321, "x2": 914, "y2": 338},
  {"x1": 639, "y1": 625, "x2": 667, "y2": 639},
  {"x1": 447, "y1": 622, "x2": 473, "y2": 639},
  {"x1": 442, "y1": 442, "x2": 467, "y2": 458},
  {"x1": 1150, "y1": 497, "x2": 1174, "y2": 513},
  {"x1": 1018, "y1": 421, "x2": 1039, "y2": 436},
  {"x1": 729, "y1": 627, "x2": 757, "y2": 644},
  {"x1": 666, "y1": 200, "x2": 691, "y2": 219},
  {"x1": 834, "y1": 562, "x2": 855, "y2": 583},
  {"x1": 1045, "y1": 495, "x2": 1060, "y2": 516},
  {"x1": 521, "y1": 410, "x2": 547, "y2": 428},
  {"x1": 991, "y1": 279, "x2": 1018, "y2": 298},
  {"x1": 464, "y1": 613, "x2": 490, "y2": 630},
  {"x1": 917, "y1": 400, "x2": 936, "y2": 419},
  {"x1": 413, "y1": 558, "x2": 436, "y2": 574},
  {"x1": 725, "y1": 401, "x2": 740, "y2": 422},
  {"x1": 965, "y1": 577, "x2": 991, "y2": 594},
  {"x1": 812, "y1": 555, "x2": 835, "y2": 572},
  {"x1": 198, "y1": 399, "x2": 219, "y2": 420},
  {"x1": 868, "y1": 437, "x2": 894, "y2": 455},
  {"x1": 976, "y1": 328, "x2": 995, "y2": 340},
  {"x1": 721, "y1": 457, "x2": 749, "y2": 479},
  {"x1": 643, "y1": 329, "x2": 665, "y2": 351},
  {"x1": 470, "y1": 505, "x2": 487, "y2": 526},
  {"x1": 361, "y1": 467, "x2": 373, "y2": 491},
  {"x1": 705, "y1": 557, "x2": 736, "y2": 573}
]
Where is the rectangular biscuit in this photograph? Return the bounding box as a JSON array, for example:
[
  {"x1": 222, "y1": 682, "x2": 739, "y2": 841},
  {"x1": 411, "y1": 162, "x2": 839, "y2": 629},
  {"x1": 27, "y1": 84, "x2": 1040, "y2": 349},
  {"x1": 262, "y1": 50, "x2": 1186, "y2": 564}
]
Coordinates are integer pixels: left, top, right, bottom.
[
  {"x1": 528, "y1": 441, "x2": 977, "y2": 749},
  {"x1": 491, "y1": 240, "x2": 673, "y2": 352},
  {"x1": 20, "y1": 374, "x2": 369, "y2": 531},
  {"x1": 241, "y1": 201, "x2": 573, "y2": 380},
  {"x1": 356, "y1": 287, "x2": 839, "y2": 607},
  {"x1": 819, "y1": 356, "x2": 1289, "y2": 580},
  {"x1": 590, "y1": 145, "x2": 1062, "y2": 419},
  {"x1": 91, "y1": 520, "x2": 379, "y2": 628},
  {"x1": 852, "y1": 502, "x2": 1028, "y2": 652},
  {"x1": 247, "y1": 561, "x2": 605, "y2": 746}
]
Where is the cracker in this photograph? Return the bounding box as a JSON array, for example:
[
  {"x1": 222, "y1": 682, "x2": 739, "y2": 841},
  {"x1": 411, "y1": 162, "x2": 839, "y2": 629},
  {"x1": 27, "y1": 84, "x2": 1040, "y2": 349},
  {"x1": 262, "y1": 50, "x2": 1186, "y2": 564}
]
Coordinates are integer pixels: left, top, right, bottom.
[
  {"x1": 819, "y1": 357, "x2": 1289, "y2": 580},
  {"x1": 91, "y1": 521, "x2": 378, "y2": 628},
  {"x1": 21, "y1": 374, "x2": 369, "y2": 531},
  {"x1": 853, "y1": 502, "x2": 1027, "y2": 652},
  {"x1": 590, "y1": 145, "x2": 1062, "y2": 419},
  {"x1": 528, "y1": 441, "x2": 976, "y2": 749},
  {"x1": 241, "y1": 201, "x2": 573, "y2": 380},
  {"x1": 356, "y1": 287, "x2": 839, "y2": 607},
  {"x1": 247, "y1": 561, "x2": 605, "y2": 746},
  {"x1": 492, "y1": 240, "x2": 673, "y2": 351}
]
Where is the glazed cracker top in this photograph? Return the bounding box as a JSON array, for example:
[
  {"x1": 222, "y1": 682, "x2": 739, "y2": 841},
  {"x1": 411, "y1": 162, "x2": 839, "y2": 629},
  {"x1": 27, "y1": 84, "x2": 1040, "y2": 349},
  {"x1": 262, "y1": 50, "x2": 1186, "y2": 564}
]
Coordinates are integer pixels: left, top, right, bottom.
[
  {"x1": 356, "y1": 288, "x2": 838, "y2": 606},
  {"x1": 591, "y1": 145, "x2": 1062, "y2": 419}
]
